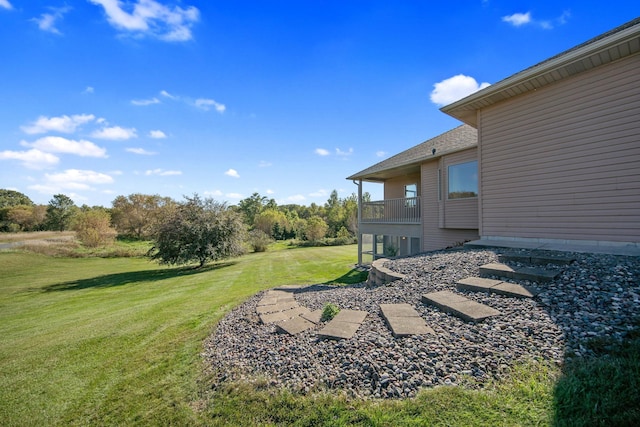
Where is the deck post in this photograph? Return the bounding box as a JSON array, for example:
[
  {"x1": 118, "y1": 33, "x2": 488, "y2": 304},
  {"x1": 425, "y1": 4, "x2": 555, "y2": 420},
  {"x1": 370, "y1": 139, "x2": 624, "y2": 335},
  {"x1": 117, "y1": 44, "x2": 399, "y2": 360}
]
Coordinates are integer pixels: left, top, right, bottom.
[{"x1": 354, "y1": 179, "x2": 363, "y2": 266}]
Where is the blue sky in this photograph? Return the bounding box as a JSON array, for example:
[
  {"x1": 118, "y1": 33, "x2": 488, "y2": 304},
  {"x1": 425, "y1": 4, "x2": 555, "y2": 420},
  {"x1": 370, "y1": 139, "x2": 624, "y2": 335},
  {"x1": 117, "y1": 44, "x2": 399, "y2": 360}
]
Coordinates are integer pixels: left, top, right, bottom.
[{"x1": 0, "y1": 1, "x2": 637, "y2": 207}]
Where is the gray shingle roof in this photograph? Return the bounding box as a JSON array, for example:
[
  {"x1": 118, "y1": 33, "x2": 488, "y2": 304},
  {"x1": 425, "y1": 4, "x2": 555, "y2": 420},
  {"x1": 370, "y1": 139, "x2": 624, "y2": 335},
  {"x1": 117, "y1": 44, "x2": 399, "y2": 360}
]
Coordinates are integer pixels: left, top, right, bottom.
[{"x1": 346, "y1": 124, "x2": 477, "y2": 182}]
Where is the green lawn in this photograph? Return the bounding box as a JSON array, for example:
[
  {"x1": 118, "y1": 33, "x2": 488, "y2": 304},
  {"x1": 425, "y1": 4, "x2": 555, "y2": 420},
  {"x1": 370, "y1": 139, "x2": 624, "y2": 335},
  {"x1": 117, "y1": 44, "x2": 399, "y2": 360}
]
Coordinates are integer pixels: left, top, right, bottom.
[
  {"x1": 0, "y1": 245, "x2": 364, "y2": 426},
  {"x1": 1, "y1": 243, "x2": 637, "y2": 426}
]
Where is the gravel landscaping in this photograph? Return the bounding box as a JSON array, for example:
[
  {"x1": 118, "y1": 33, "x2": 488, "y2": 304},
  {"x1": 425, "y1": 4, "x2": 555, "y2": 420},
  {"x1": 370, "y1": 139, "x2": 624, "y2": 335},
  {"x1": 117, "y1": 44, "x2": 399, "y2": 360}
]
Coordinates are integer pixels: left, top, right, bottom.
[{"x1": 204, "y1": 248, "x2": 640, "y2": 399}]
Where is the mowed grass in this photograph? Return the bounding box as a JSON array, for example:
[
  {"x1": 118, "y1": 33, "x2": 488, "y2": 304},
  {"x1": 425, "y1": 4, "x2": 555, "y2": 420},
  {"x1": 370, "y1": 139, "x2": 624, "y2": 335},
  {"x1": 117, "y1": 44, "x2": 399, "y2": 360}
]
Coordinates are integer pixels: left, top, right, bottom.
[
  {"x1": 2, "y1": 241, "x2": 638, "y2": 426},
  {"x1": 0, "y1": 244, "x2": 364, "y2": 426}
]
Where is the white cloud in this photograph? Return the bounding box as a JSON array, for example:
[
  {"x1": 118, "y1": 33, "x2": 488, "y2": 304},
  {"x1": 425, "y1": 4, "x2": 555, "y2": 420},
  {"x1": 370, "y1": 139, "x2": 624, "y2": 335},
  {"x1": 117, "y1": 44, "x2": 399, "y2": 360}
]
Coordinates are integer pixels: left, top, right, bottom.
[
  {"x1": 502, "y1": 11, "x2": 570, "y2": 29},
  {"x1": 502, "y1": 12, "x2": 531, "y2": 27},
  {"x1": 28, "y1": 170, "x2": 113, "y2": 197},
  {"x1": 258, "y1": 160, "x2": 272, "y2": 168},
  {"x1": 0, "y1": 1, "x2": 13, "y2": 10},
  {"x1": 376, "y1": 150, "x2": 387, "y2": 158},
  {"x1": 160, "y1": 90, "x2": 177, "y2": 99},
  {"x1": 131, "y1": 97, "x2": 160, "y2": 106},
  {"x1": 315, "y1": 148, "x2": 330, "y2": 156},
  {"x1": 336, "y1": 147, "x2": 353, "y2": 156},
  {"x1": 145, "y1": 168, "x2": 182, "y2": 176},
  {"x1": 32, "y1": 6, "x2": 71, "y2": 35},
  {"x1": 0, "y1": 148, "x2": 59, "y2": 169},
  {"x1": 149, "y1": 130, "x2": 166, "y2": 139},
  {"x1": 83, "y1": 86, "x2": 95, "y2": 94},
  {"x1": 266, "y1": 189, "x2": 275, "y2": 195},
  {"x1": 225, "y1": 168, "x2": 240, "y2": 178},
  {"x1": 21, "y1": 136, "x2": 107, "y2": 158},
  {"x1": 88, "y1": 0, "x2": 200, "y2": 42},
  {"x1": 194, "y1": 98, "x2": 226, "y2": 113},
  {"x1": 204, "y1": 190, "x2": 223, "y2": 197},
  {"x1": 287, "y1": 194, "x2": 306, "y2": 202},
  {"x1": 21, "y1": 114, "x2": 95, "y2": 134},
  {"x1": 225, "y1": 193, "x2": 243, "y2": 199},
  {"x1": 430, "y1": 74, "x2": 491, "y2": 106},
  {"x1": 91, "y1": 126, "x2": 137, "y2": 140},
  {"x1": 309, "y1": 189, "x2": 329, "y2": 198},
  {"x1": 44, "y1": 169, "x2": 114, "y2": 190},
  {"x1": 126, "y1": 147, "x2": 157, "y2": 155}
]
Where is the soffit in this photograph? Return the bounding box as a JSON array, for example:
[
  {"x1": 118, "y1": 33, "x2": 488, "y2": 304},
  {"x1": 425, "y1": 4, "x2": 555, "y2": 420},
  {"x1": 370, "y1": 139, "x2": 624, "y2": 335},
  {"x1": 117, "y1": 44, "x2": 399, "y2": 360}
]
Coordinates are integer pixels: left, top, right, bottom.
[{"x1": 442, "y1": 18, "x2": 640, "y2": 126}]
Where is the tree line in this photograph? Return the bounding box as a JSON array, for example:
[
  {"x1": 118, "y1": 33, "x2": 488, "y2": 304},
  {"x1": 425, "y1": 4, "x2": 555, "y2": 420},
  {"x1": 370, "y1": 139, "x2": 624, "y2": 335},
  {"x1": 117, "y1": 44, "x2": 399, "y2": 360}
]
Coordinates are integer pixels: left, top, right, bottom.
[{"x1": 0, "y1": 188, "x2": 370, "y2": 265}]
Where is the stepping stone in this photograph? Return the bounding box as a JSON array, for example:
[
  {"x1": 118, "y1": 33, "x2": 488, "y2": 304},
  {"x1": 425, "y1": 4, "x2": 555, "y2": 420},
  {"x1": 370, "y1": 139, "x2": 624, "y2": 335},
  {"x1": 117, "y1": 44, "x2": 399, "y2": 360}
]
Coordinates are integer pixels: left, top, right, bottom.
[
  {"x1": 422, "y1": 291, "x2": 501, "y2": 322},
  {"x1": 259, "y1": 306, "x2": 310, "y2": 324},
  {"x1": 276, "y1": 316, "x2": 315, "y2": 335},
  {"x1": 301, "y1": 309, "x2": 323, "y2": 324},
  {"x1": 317, "y1": 309, "x2": 368, "y2": 340},
  {"x1": 457, "y1": 277, "x2": 537, "y2": 298},
  {"x1": 479, "y1": 263, "x2": 560, "y2": 283},
  {"x1": 379, "y1": 304, "x2": 435, "y2": 338},
  {"x1": 256, "y1": 300, "x2": 299, "y2": 314},
  {"x1": 257, "y1": 294, "x2": 296, "y2": 306}
]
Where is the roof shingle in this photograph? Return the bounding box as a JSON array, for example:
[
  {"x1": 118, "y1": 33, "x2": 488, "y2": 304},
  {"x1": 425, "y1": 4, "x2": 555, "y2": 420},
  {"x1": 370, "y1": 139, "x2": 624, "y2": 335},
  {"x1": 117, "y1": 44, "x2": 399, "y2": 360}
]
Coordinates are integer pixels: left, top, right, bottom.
[{"x1": 346, "y1": 124, "x2": 477, "y2": 182}]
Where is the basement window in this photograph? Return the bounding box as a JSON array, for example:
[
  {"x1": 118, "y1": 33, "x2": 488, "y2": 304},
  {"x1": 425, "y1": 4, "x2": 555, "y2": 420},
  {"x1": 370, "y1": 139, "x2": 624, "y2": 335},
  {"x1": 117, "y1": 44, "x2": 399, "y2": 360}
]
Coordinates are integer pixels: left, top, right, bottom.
[{"x1": 448, "y1": 161, "x2": 478, "y2": 199}]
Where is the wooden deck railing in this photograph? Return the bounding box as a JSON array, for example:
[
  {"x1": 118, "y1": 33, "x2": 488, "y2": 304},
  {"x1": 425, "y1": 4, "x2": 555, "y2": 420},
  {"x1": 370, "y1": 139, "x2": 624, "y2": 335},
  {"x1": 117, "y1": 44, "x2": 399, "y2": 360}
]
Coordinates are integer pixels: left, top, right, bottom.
[{"x1": 361, "y1": 197, "x2": 421, "y2": 223}]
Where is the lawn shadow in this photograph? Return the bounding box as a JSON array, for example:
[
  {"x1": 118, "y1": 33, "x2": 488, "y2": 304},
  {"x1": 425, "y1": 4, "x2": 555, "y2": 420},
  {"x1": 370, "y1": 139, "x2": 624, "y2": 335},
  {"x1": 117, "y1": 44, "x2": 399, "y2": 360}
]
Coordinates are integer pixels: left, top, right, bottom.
[
  {"x1": 41, "y1": 261, "x2": 237, "y2": 292},
  {"x1": 552, "y1": 330, "x2": 640, "y2": 426},
  {"x1": 324, "y1": 267, "x2": 369, "y2": 286}
]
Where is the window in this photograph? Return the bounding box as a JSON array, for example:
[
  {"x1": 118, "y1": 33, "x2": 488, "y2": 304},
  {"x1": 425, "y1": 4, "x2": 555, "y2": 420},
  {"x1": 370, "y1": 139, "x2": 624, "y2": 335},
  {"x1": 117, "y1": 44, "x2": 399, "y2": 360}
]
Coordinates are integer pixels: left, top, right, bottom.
[
  {"x1": 404, "y1": 183, "x2": 417, "y2": 207},
  {"x1": 448, "y1": 161, "x2": 478, "y2": 199}
]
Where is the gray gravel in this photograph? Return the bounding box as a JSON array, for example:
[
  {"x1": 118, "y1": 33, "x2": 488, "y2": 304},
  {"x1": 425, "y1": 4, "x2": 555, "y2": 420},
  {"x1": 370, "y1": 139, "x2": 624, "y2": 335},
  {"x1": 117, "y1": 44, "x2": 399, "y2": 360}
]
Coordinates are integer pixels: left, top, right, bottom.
[{"x1": 203, "y1": 248, "x2": 640, "y2": 399}]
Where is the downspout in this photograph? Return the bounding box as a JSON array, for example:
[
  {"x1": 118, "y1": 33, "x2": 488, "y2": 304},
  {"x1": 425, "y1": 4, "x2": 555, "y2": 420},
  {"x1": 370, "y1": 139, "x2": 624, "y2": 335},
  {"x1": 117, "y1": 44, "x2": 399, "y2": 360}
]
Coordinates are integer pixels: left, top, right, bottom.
[{"x1": 353, "y1": 179, "x2": 363, "y2": 266}]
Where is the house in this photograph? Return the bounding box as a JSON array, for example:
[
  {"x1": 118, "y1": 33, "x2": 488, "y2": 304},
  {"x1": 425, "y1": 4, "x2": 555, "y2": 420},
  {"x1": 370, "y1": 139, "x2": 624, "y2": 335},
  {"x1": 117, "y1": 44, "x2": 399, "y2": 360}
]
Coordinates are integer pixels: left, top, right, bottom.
[
  {"x1": 347, "y1": 124, "x2": 480, "y2": 264},
  {"x1": 348, "y1": 17, "x2": 640, "y2": 265}
]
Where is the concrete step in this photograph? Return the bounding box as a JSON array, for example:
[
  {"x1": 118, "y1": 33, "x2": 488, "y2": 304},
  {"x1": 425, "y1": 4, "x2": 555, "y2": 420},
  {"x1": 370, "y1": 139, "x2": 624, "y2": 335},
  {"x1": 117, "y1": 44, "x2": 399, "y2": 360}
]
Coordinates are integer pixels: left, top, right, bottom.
[
  {"x1": 317, "y1": 309, "x2": 368, "y2": 340},
  {"x1": 456, "y1": 277, "x2": 538, "y2": 298},
  {"x1": 379, "y1": 304, "x2": 435, "y2": 338},
  {"x1": 422, "y1": 291, "x2": 501, "y2": 322},
  {"x1": 479, "y1": 262, "x2": 560, "y2": 283},
  {"x1": 498, "y1": 253, "x2": 575, "y2": 266}
]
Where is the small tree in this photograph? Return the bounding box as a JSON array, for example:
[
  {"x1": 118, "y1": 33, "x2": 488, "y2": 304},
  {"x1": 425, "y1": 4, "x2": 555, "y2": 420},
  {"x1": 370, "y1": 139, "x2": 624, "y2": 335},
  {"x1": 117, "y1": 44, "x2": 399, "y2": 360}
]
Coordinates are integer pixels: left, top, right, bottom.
[
  {"x1": 148, "y1": 195, "x2": 246, "y2": 267},
  {"x1": 304, "y1": 216, "x2": 328, "y2": 242},
  {"x1": 6, "y1": 204, "x2": 47, "y2": 231},
  {"x1": 46, "y1": 194, "x2": 77, "y2": 231},
  {"x1": 73, "y1": 209, "x2": 117, "y2": 248},
  {"x1": 248, "y1": 229, "x2": 273, "y2": 252},
  {"x1": 111, "y1": 193, "x2": 176, "y2": 239}
]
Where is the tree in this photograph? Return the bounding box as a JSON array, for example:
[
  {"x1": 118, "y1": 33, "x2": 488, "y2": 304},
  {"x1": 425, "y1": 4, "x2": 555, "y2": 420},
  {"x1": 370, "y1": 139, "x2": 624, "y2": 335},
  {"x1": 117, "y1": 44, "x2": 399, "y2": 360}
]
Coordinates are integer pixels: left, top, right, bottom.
[
  {"x1": 72, "y1": 208, "x2": 117, "y2": 248},
  {"x1": 111, "y1": 193, "x2": 175, "y2": 239},
  {"x1": 6, "y1": 204, "x2": 46, "y2": 231},
  {"x1": 248, "y1": 229, "x2": 273, "y2": 252},
  {"x1": 148, "y1": 194, "x2": 246, "y2": 267},
  {"x1": 237, "y1": 192, "x2": 268, "y2": 227},
  {"x1": 304, "y1": 216, "x2": 328, "y2": 241},
  {"x1": 0, "y1": 189, "x2": 33, "y2": 209},
  {"x1": 254, "y1": 208, "x2": 288, "y2": 239},
  {"x1": 45, "y1": 194, "x2": 77, "y2": 231}
]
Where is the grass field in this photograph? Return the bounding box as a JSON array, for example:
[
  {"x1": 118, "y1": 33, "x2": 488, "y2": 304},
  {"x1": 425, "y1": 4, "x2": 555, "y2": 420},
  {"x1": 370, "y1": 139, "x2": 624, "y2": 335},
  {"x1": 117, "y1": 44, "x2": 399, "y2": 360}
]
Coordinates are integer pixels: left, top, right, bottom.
[{"x1": 1, "y1": 239, "x2": 638, "y2": 426}]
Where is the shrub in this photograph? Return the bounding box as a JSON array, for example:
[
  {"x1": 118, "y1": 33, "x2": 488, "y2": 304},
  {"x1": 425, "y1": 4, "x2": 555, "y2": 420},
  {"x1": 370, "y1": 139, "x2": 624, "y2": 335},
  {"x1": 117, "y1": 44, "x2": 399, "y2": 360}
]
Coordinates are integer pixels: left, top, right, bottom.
[
  {"x1": 248, "y1": 229, "x2": 273, "y2": 252},
  {"x1": 72, "y1": 209, "x2": 117, "y2": 248},
  {"x1": 321, "y1": 303, "x2": 340, "y2": 322}
]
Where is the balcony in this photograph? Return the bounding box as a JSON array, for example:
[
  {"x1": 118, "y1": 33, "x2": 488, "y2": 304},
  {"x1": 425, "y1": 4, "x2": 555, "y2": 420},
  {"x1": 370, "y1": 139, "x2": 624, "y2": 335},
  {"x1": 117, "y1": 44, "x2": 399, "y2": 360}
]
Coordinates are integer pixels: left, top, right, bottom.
[{"x1": 361, "y1": 197, "x2": 421, "y2": 224}]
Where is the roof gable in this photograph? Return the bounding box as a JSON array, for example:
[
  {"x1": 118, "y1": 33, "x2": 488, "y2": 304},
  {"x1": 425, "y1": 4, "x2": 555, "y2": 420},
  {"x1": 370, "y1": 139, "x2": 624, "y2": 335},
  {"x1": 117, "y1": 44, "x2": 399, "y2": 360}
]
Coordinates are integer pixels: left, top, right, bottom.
[
  {"x1": 347, "y1": 124, "x2": 477, "y2": 182},
  {"x1": 442, "y1": 17, "x2": 640, "y2": 126}
]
